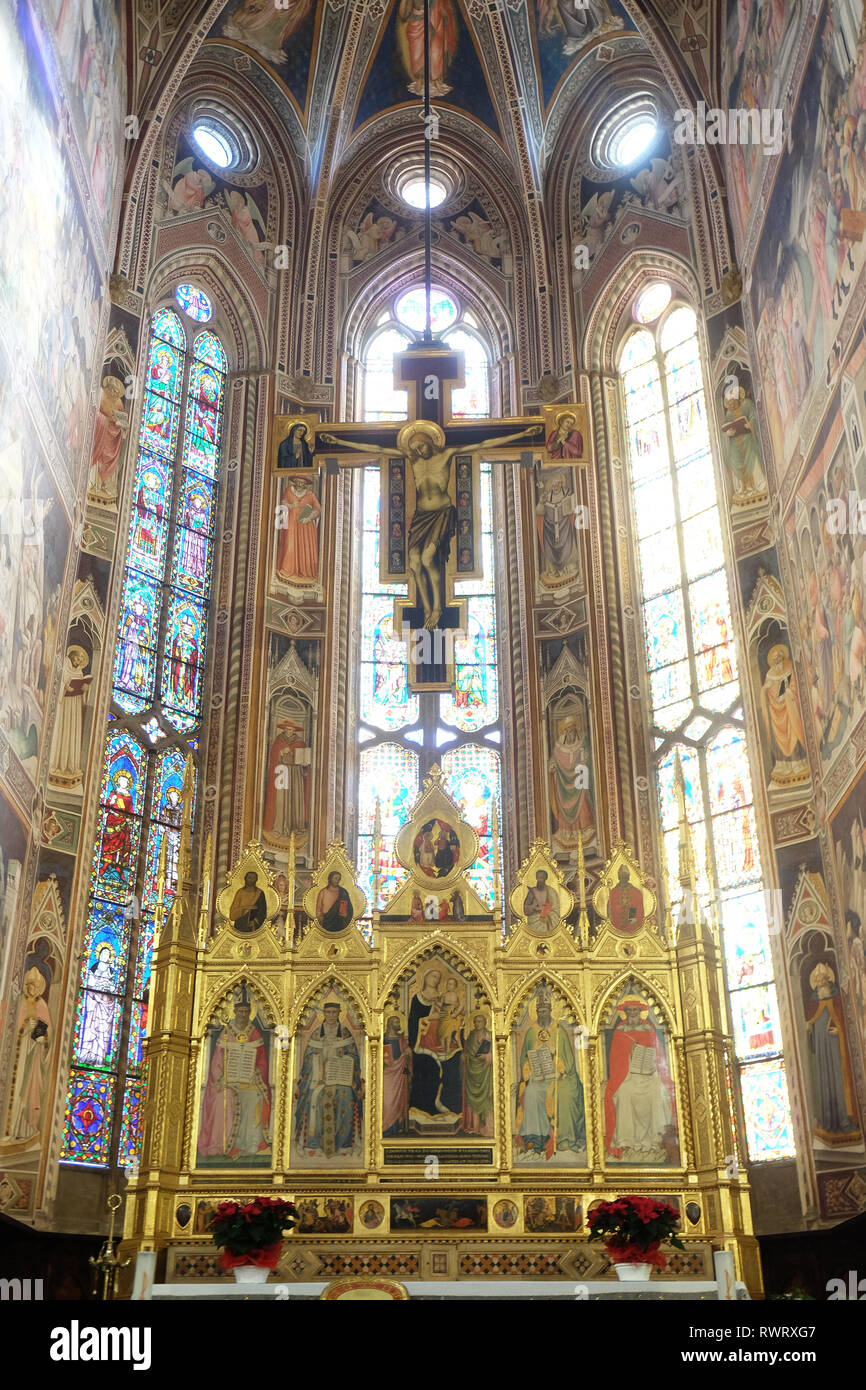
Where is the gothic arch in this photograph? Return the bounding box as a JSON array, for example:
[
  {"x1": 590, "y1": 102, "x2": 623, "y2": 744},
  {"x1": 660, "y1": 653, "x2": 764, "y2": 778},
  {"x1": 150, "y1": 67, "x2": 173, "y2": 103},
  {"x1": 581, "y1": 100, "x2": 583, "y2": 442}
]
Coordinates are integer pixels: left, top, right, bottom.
[
  {"x1": 288, "y1": 972, "x2": 373, "y2": 1036},
  {"x1": 380, "y1": 942, "x2": 495, "y2": 1018},
  {"x1": 592, "y1": 970, "x2": 678, "y2": 1037},
  {"x1": 504, "y1": 969, "x2": 585, "y2": 1033},
  {"x1": 199, "y1": 971, "x2": 280, "y2": 1032}
]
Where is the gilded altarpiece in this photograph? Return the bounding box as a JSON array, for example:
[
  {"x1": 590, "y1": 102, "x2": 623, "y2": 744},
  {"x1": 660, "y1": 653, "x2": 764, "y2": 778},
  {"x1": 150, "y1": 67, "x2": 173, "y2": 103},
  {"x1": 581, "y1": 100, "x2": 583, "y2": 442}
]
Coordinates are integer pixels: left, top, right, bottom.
[{"x1": 120, "y1": 772, "x2": 761, "y2": 1289}]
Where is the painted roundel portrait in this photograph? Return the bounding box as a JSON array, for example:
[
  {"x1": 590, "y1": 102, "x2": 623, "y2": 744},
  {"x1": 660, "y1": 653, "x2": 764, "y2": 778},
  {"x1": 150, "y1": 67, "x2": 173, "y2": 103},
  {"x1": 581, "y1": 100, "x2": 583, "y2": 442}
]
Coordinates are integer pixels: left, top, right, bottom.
[{"x1": 412, "y1": 817, "x2": 460, "y2": 879}]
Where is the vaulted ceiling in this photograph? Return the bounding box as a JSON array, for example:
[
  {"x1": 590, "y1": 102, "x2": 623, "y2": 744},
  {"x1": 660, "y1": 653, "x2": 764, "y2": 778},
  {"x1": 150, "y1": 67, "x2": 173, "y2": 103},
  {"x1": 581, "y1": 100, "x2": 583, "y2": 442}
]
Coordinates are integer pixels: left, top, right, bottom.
[{"x1": 128, "y1": 0, "x2": 728, "y2": 197}]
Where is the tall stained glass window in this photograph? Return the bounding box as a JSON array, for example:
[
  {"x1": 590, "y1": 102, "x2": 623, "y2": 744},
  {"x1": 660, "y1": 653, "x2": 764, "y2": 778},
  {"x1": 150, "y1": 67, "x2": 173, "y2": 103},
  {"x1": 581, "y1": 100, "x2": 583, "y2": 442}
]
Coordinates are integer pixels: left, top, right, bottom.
[
  {"x1": 619, "y1": 296, "x2": 793, "y2": 1162},
  {"x1": 61, "y1": 306, "x2": 225, "y2": 1168},
  {"x1": 358, "y1": 290, "x2": 502, "y2": 919}
]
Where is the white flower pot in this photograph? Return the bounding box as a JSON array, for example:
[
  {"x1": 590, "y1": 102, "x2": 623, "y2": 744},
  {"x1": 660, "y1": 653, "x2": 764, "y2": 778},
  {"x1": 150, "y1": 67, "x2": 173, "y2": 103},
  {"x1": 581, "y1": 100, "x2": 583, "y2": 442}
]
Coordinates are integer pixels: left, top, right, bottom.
[
  {"x1": 232, "y1": 1264, "x2": 271, "y2": 1283},
  {"x1": 613, "y1": 1262, "x2": 653, "y2": 1282}
]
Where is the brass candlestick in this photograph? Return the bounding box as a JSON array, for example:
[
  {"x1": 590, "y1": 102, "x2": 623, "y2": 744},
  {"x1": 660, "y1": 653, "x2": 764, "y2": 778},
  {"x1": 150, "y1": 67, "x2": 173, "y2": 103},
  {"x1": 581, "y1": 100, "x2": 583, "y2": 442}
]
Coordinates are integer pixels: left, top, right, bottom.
[{"x1": 89, "y1": 1194, "x2": 130, "y2": 1301}]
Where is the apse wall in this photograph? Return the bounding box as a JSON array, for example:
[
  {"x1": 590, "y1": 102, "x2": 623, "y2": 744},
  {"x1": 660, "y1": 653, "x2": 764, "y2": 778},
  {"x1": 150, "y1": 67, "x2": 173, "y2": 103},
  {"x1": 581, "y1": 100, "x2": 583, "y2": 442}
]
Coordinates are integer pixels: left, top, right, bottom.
[
  {"x1": 0, "y1": 0, "x2": 126, "y2": 1217},
  {"x1": 724, "y1": 0, "x2": 866, "y2": 1224}
]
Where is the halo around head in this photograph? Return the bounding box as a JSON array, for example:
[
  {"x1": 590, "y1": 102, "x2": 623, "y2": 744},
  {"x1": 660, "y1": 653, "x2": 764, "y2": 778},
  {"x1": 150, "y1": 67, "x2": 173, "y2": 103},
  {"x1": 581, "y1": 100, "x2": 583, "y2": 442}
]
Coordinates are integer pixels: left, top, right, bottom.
[{"x1": 397, "y1": 421, "x2": 445, "y2": 455}]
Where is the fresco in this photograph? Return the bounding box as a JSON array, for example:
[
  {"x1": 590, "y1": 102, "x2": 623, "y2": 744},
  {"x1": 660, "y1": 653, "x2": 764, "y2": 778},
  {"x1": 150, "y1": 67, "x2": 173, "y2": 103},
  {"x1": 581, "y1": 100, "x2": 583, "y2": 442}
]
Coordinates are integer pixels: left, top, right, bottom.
[
  {"x1": 0, "y1": 2, "x2": 109, "y2": 469},
  {"x1": 573, "y1": 134, "x2": 687, "y2": 286},
  {"x1": 354, "y1": 1, "x2": 498, "y2": 134},
  {"x1": 0, "y1": 380, "x2": 70, "y2": 781},
  {"x1": 44, "y1": 0, "x2": 125, "y2": 229},
  {"x1": 784, "y1": 392, "x2": 866, "y2": 770},
  {"x1": 163, "y1": 133, "x2": 270, "y2": 270},
  {"x1": 721, "y1": 0, "x2": 807, "y2": 245},
  {"x1": 534, "y1": 0, "x2": 633, "y2": 106},
  {"x1": 750, "y1": 1, "x2": 866, "y2": 472},
  {"x1": 829, "y1": 777, "x2": 866, "y2": 1061},
  {"x1": 215, "y1": 0, "x2": 316, "y2": 107}
]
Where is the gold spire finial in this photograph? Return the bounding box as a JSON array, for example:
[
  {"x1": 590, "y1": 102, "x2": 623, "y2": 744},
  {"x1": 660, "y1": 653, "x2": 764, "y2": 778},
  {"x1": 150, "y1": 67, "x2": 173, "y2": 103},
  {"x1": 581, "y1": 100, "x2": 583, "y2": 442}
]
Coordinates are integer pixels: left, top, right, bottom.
[
  {"x1": 576, "y1": 831, "x2": 590, "y2": 945},
  {"x1": 372, "y1": 799, "x2": 382, "y2": 915},
  {"x1": 674, "y1": 750, "x2": 698, "y2": 919},
  {"x1": 178, "y1": 752, "x2": 195, "y2": 884}
]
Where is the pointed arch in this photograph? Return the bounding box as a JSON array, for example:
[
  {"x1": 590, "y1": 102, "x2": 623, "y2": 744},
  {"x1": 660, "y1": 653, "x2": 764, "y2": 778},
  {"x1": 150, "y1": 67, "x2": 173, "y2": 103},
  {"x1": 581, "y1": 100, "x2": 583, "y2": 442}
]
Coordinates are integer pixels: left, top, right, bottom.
[
  {"x1": 503, "y1": 967, "x2": 584, "y2": 1031},
  {"x1": 288, "y1": 973, "x2": 374, "y2": 1036}
]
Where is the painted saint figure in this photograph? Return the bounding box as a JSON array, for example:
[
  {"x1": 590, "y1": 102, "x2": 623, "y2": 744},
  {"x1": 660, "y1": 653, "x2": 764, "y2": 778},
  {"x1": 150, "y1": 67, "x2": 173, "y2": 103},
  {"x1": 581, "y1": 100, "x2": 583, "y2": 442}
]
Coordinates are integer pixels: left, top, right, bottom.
[
  {"x1": 294, "y1": 1001, "x2": 362, "y2": 1158},
  {"x1": 263, "y1": 717, "x2": 310, "y2": 844},
  {"x1": 5, "y1": 964, "x2": 51, "y2": 1141},
  {"x1": 546, "y1": 410, "x2": 584, "y2": 459},
  {"x1": 88, "y1": 375, "x2": 128, "y2": 502},
  {"x1": 604, "y1": 997, "x2": 676, "y2": 1162},
  {"x1": 720, "y1": 384, "x2": 767, "y2": 501},
  {"x1": 276, "y1": 422, "x2": 314, "y2": 472},
  {"x1": 805, "y1": 961, "x2": 860, "y2": 1144},
  {"x1": 315, "y1": 870, "x2": 354, "y2": 933},
  {"x1": 397, "y1": 0, "x2": 458, "y2": 96},
  {"x1": 515, "y1": 987, "x2": 585, "y2": 1161},
  {"x1": 197, "y1": 991, "x2": 272, "y2": 1162},
  {"x1": 228, "y1": 871, "x2": 268, "y2": 934},
  {"x1": 48, "y1": 644, "x2": 92, "y2": 789},
  {"x1": 463, "y1": 1013, "x2": 494, "y2": 1136},
  {"x1": 276, "y1": 475, "x2": 321, "y2": 583},
  {"x1": 760, "y1": 642, "x2": 808, "y2": 780},
  {"x1": 608, "y1": 865, "x2": 644, "y2": 932},
  {"x1": 536, "y1": 470, "x2": 580, "y2": 582},
  {"x1": 408, "y1": 967, "x2": 464, "y2": 1129},
  {"x1": 549, "y1": 712, "x2": 594, "y2": 849},
  {"x1": 523, "y1": 869, "x2": 560, "y2": 934},
  {"x1": 382, "y1": 1013, "x2": 412, "y2": 1137}
]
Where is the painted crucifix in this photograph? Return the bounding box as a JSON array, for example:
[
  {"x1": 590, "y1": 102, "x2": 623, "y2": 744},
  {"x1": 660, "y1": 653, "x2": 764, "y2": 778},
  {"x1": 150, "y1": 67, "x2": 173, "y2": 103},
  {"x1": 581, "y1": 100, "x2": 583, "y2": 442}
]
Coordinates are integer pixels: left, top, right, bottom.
[{"x1": 290, "y1": 340, "x2": 584, "y2": 689}]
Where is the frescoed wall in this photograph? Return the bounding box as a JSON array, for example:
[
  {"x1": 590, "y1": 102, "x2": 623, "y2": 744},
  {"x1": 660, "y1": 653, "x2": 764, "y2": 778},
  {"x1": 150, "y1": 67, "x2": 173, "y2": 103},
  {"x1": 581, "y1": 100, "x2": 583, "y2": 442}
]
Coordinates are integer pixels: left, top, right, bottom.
[{"x1": 0, "y1": 0, "x2": 125, "y2": 1212}]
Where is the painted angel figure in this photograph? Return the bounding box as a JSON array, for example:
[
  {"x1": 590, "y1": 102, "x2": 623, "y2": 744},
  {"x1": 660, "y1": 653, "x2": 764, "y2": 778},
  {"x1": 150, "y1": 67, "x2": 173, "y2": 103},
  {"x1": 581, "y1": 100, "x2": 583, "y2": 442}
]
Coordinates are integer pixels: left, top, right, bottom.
[
  {"x1": 225, "y1": 190, "x2": 267, "y2": 266},
  {"x1": 165, "y1": 159, "x2": 216, "y2": 215},
  {"x1": 630, "y1": 158, "x2": 685, "y2": 217},
  {"x1": 450, "y1": 211, "x2": 504, "y2": 260},
  {"x1": 343, "y1": 213, "x2": 399, "y2": 264},
  {"x1": 576, "y1": 189, "x2": 615, "y2": 265}
]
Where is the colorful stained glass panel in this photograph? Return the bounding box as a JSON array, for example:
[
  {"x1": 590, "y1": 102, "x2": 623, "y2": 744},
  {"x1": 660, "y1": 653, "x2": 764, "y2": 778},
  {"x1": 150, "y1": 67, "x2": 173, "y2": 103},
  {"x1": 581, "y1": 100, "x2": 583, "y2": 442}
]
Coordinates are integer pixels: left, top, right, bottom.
[
  {"x1": 184, "y1": 359, "x2": 223, "y2": 478},
  {"x1": 175, "y1": 284, "x2": 212, "y2": 321},
  {"x1": 706, "y1": 727, "x2": 753, "y2": 812},
  {"x1": 740, "y1": 1061, "x2": 795, "y2": 1161},
  {"x1": 92, "y1": 734, "x2": 146, "y2": 900},
  {"x1": 650, "y1": 659, "x2": 691, "y2": 711},
  {"x1": 113, "y1": 573, "x2": 160, "y2": 713},
  {"x1": 711, "y1": 804, "x2": 761, "y2": 889},
  {"x1": 442, "y1": 744, "x2": 501, "y2": 907},
  {"x1": 151, "y1": 307, "x2": 185, "y2": 348},
  {"x1": 446, "y1": 329, "x2": 489, "y2": 418},
  {"x1": 126, "y1": 453, "x2": 173, "y2": 580},
  {"x1": 644, "y1": 589, "x2": 687, "y2": 670},
  {"x1": 160, "y1": 593, "x2": 207, "y2": 731},
  {"x1": 682, "y1": 510, "x2": 724, "y2": 581},
  {"x1": 118, "y1": 1077, "x2": 145, "y2": 1166},
  {"x1": 675, "y1": 455, "x2": 716, "y2": 519},
  {"x1": 730, "y1": 984, "x2": 780, "y2": 1060},
  {"x1": 194, "y1": 329, "x2": 227, "y2": 370},
  {"x1": 172, "y1": 473, "x2": 215, "y2": 596},
  {"x1": 722, "y1": 894, "x2": 773, "y2": 989},
  {"x1": 60, "y1": 1072, "x2": 115, "y2": 1165}
]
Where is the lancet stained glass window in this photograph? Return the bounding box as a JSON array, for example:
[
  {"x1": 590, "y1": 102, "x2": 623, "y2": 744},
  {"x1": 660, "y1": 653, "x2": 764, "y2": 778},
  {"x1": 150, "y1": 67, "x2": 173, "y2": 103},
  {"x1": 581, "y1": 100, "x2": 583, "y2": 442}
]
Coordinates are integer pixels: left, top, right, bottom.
[
  {"x1": 619, "y1": 298, "x2": 793, "y2": 1162},
  {"x1": 61, "y1": 308, "x2": 225, "y2": 1167},
  {"x1": 359, "y1": 290, "x2": 503, "y2": 917}
]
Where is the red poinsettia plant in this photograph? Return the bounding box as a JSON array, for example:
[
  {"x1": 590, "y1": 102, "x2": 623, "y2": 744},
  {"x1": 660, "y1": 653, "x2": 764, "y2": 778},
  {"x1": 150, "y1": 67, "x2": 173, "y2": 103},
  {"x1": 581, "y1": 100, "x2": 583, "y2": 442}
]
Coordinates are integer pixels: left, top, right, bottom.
[
  {"x1": 587, "y1": 1195, "x2": 684, "y2": 1269},
  {"x1": 209, "y1": 1197, "x2": 298, "y2": 1271}
]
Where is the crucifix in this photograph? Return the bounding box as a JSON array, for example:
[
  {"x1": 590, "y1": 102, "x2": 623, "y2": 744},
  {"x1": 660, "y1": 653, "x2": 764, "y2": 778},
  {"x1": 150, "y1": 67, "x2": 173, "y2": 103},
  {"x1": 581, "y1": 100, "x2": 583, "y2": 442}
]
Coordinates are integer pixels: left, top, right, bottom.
[
  {"x1": 275, "y1": 0, "x2": 587, "y2": 691},
  {"x1": 317, "y1": 347, "x2": 544, "y2": 688}
]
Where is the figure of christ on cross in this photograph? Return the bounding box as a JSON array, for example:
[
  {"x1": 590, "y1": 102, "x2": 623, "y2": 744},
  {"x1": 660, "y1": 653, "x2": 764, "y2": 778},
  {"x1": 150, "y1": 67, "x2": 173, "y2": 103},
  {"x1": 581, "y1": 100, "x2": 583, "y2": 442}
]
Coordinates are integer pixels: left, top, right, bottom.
[{"x1": 319, "y1": 420, "x2": 541, "y2": 629}]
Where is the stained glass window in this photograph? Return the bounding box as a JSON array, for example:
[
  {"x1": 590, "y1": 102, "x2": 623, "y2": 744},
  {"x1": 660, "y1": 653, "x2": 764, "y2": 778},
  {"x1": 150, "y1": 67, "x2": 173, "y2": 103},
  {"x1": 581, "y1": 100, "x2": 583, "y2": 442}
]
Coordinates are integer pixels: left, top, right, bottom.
[
  {"x1": 175, "y1": 284, "x2": 213, "y2": 322},
  {"x1": 359, "y1": 291, "x2": 503, "y2": 914},
  {"x1": 620, "y1": 298, "x2": 793, "y2": 1162},
  {"x1": 62, "y1": 304, "x2": 225, "y2": 1168}
]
